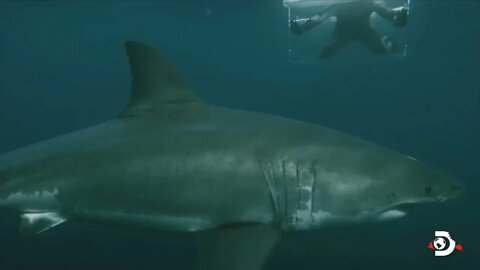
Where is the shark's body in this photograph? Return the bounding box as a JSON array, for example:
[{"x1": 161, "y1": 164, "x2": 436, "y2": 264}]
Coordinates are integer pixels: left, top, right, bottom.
[{"x1": 0, "y1": 41, "x2": 462, "y2": 270}]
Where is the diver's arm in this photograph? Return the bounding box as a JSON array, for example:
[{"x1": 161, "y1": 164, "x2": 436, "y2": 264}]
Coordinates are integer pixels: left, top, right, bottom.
[
  {"x1": 372, "y1": 0, "x2": 408, "y2": 27},
  {"x1": 311, "y1": 4, "x2": 338, "y2": 23},
  {"x1": 290, "y1": 4, "x2": 338, "y2": 35},
  {"x1": 371, "y1": 0, "x2": 396, "y2": 22}
]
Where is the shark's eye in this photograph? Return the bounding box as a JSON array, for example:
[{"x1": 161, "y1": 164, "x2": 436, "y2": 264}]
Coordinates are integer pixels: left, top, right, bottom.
[{"x1": 424, "y1": 185, "x2": 432, "y2": 195}]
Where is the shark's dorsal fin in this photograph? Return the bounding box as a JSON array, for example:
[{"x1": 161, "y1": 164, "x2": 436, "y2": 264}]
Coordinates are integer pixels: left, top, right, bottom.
[{"x1": 121, "y1": 41, "x2": 204, "y2": 117}]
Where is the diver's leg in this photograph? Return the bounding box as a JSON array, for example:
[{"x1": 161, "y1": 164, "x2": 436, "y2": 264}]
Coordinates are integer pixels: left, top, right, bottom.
[{"x1": 319, "y1": 35, "x2": 348, "y2": 59}]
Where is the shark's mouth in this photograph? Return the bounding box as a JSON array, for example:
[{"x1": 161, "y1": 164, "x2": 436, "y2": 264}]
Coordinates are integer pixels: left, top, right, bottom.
[
  {"x1": 391, "y1": 202, "x2": 418, "y2": 213},
  {"x1": 376, "y1": 202, "x2": 418, "y2": 221}
]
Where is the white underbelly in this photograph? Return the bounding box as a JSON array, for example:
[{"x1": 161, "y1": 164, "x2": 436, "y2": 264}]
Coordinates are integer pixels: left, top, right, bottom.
[
  {"x1": 69, "y1": 206, "x2": 274, "y2": 232},
  {"x1": 71, "y1": 208, "x2": 215, "y2": 232}
]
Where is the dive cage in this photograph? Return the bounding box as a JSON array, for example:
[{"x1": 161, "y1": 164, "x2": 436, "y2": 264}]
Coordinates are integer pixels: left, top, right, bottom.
[{"x1": 284, "y1": 0, "x2": 411, "y2": 63}]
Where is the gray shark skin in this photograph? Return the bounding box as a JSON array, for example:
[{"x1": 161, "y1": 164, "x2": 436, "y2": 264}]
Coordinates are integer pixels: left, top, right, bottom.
[{"x1": 0, "y1": 41, "x2": 463, "y2": 270}]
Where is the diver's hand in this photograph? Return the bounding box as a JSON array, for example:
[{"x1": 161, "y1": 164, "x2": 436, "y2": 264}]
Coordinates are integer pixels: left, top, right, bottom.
[
  {"x1": 393, "y1": 7, "x2": 408, "y2": 28},
  {"x1": 290, "y1": 19, "x2": 318, "y2": 35}
]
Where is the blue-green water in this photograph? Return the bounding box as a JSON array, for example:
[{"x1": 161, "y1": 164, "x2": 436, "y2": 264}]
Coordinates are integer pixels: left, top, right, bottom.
[{"x1": 0, "y1": 1, "x2": 478, "y2": 269}]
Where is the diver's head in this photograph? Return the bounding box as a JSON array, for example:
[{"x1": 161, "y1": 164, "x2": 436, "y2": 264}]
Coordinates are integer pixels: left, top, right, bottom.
[{"x1": 393, "y1": 8, "x2": 408, "y2": 28}]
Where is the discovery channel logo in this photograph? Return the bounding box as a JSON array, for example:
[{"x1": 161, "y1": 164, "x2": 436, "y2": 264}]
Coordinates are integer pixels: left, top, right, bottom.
[{"x1": 427, "y1": 231, "x2": 463, "y2": 256}]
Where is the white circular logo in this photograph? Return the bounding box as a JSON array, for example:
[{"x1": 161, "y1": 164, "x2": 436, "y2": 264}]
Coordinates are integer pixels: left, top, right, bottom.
[
  {"x1": 433, "y1": 237, "x2": 447, "y2": 250},
  {"x1": 428, "y1": 231, "x2": 462, "y2": 257}
]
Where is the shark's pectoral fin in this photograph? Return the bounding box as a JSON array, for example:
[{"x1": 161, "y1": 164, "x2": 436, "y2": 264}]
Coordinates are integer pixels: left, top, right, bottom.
[
  {"x1": 122, "y1": 41, "x2": 205, "y2": 117},
  {"x1": 20, "y1": 212, "x2": 66, "y2": 236},
  {"x1": 196, "y1": 223, "x2": 280, "y2": 270}
]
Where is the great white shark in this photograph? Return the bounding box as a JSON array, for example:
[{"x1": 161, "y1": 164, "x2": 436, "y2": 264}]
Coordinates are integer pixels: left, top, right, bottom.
[{"x1": 0, "y1": 41, "x2": 463, "y2": 269}]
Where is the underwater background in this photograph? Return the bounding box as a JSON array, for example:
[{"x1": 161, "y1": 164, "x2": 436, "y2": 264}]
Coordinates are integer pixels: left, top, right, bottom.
[{"x1": 0, "y1": 0, "x2": 478, "y2": 269}]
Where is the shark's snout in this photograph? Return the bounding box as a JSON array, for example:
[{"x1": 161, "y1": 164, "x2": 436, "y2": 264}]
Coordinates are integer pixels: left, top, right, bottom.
[
  {"x1": 420, "y1": 169, "x2": 464, "y2": 203},
  {"x1": 375, "y1": 172, "x2": 464, "y2": 222},
  {"x1": 451, "y1": 183, "x2": 464, "y2": 195},
  {"x1": 441, "y1": 183, "x2": 464, "y2": 201}
]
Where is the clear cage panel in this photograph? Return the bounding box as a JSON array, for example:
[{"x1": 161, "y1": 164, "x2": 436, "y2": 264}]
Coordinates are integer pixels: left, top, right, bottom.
[{"x1": 284, "y1": 0, "x2": 410, "y2": 64}]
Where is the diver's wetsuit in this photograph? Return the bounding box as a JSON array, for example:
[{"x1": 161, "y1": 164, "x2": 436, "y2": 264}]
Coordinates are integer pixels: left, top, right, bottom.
[{"x1": 291, "y1": 0, "x2": 407, "y2": 59}]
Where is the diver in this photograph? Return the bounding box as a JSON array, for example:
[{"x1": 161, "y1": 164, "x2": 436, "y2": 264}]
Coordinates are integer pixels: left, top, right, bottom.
[{"x1": 290, "y1": 0, "x2": 408, "y2": 59}]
